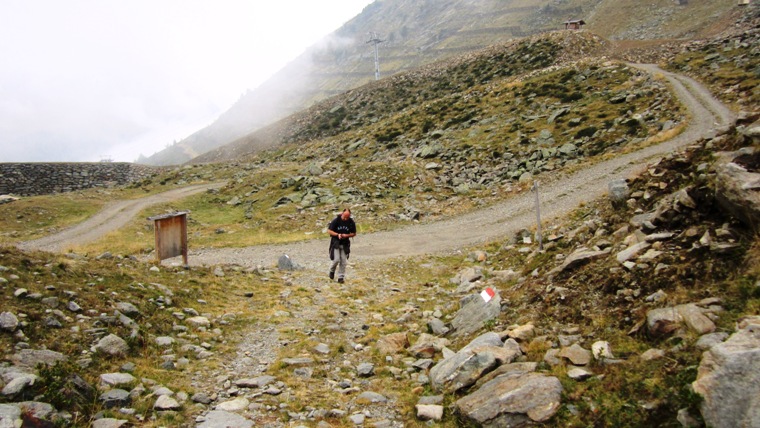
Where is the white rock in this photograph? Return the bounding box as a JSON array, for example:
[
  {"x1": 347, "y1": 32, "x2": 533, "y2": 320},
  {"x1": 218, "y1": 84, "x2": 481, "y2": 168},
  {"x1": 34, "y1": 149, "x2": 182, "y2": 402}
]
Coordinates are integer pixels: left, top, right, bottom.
[
  {"x1": 640, "y1": 349, "x2": 665, "y2": 361},
  {"x1": 416, "y1": 404, "x2": 444, "y2": 421},
  {"x1": 154, "y1": 395, "x2": 181, "y2": 411},
  {"x1": 216, "y1": 397, "x2": 249, "y2": 412},
  {"x1": 99, "y1": 373, "x2": 136, "y2": 388},
  {"x1": 186, "y1": 316, "x2": 211, "y2": 328},
  {"x1": 591, "y1": 341, "x2": 615, "y2": 360},
  {"x1": 1, "y1": 374, "x2": 37, "y2": 396},
  {"x1": 0, "y1": 312, "x2": 19, "y2": 332},
  {"x1": 567, "y1": 367, "x2": 593, "y2": 381}
]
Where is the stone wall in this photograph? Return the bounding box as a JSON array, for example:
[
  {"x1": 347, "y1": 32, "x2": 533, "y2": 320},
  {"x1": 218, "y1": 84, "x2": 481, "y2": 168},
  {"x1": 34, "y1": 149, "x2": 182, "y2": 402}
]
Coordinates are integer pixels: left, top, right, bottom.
[{"x1": 0, "y1": 162, "x2": 161, "y2": 196}]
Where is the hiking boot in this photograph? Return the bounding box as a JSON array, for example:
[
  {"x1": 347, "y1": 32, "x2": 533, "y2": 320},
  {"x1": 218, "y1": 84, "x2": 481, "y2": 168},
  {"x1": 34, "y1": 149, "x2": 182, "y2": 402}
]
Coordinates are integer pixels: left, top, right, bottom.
[
  {"x1": 337, "y1": 278, "x2": 344, "y2": 283},
  {"x1": 329, "y1": 271, "x2": 335, "y2": 280}
]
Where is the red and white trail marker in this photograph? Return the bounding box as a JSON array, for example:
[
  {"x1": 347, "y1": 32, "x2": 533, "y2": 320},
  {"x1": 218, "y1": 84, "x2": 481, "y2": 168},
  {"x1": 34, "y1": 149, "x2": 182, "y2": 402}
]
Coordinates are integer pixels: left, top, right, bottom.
[{"x1": 480, "y1": 287, "x2": 495, "y2": 303}]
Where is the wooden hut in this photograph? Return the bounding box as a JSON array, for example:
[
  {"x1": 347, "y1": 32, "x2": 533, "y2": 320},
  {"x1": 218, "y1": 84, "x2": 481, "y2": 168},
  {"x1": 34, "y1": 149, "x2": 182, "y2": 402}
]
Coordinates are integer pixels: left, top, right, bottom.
[{"x1": 564, "y1": 19, "x2": 586, "y2": 30}]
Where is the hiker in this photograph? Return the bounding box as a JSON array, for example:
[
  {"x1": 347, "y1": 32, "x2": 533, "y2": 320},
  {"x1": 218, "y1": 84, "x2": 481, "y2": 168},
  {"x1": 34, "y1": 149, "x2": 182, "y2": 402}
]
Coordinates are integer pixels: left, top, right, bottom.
[{"x1": 327, "y1": 208, "x2": 356, "y2": 283}]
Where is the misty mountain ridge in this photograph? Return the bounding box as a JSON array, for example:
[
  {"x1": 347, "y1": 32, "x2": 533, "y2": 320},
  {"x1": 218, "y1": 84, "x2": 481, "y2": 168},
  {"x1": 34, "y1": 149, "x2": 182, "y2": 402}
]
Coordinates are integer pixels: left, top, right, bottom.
[{"x1": 139, "y1": 0, "x2": 738, "y2": 166}]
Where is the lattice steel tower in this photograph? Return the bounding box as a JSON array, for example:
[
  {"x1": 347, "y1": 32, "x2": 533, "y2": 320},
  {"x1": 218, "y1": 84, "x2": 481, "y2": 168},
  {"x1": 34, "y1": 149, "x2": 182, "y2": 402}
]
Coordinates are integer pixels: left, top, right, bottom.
[{"x1": 366, "y1": 32, "x2": 384, "y2": 81}]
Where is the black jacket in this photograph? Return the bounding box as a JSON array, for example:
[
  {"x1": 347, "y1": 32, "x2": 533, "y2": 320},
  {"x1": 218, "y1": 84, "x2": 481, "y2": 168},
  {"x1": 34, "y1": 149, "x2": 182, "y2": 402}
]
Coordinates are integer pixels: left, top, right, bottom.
[{"x1": 328, "y1": 215, "x2": 356, "y2": 260}]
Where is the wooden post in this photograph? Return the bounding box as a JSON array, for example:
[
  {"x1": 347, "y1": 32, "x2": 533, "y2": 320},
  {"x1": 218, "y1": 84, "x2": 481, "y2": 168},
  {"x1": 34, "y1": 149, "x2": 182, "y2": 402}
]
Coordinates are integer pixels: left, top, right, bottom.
[
  {"x1": 148, "y1": 211, "x2": 189, "y2": 267},
  {"x1": 532, "y1": 181, "x2": 543, "y2": 251}
]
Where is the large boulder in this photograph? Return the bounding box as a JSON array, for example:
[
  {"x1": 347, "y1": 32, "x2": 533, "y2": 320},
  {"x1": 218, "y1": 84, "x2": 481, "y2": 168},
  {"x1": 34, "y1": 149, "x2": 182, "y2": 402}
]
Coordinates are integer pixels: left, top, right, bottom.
[
  {"x1": 455, "y1": 372, "x2": 563, "y2": 426},
  {"x1": 714, "y1": 148, "x2": 760, "y2": 230},
  {"x1": 429, "y1": 332, "x2": 522, "y2": 393},
  {"x1": 450, "y1": 291, "x2": 502, "y2": 337},
  {"x1": 608, "y1": 178, "x2": 630, "y2": 208},
  {"x1": 0, "y1": 404, "x2": 21, "y2": 427},
  {"x1": 429, "y1": 349, "x2": 498, "y2": 393},
  {"x1": 692, "y1": 316, "x2": 760, "y2": 428}
]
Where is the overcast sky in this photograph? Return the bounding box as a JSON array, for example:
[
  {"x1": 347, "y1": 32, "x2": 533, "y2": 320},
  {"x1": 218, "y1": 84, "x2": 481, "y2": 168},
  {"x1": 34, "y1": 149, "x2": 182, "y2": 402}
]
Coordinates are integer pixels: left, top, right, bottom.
[{"x1": 0, "y1": 0, "x2": 374, "y2": 163}]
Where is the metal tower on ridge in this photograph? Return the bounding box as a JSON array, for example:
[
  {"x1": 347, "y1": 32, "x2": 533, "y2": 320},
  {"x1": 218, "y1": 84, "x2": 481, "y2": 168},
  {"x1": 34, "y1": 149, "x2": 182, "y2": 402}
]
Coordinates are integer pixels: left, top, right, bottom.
[{"x1": 366, "y1": 32, "x2": 384, "y2": 81}]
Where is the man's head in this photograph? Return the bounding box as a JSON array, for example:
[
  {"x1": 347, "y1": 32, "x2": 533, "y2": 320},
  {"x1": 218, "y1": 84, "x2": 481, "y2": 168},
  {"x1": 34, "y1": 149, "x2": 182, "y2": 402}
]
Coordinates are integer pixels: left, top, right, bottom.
[{"x1": 340, "y1": 208, "x2": 351, "y2": 221}]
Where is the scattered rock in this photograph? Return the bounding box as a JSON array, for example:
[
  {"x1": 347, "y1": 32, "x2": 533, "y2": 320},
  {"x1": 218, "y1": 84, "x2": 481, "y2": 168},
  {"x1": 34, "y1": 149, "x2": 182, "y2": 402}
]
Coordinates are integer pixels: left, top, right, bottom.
[
  {"x1": 640, "y1": 349, "x2": 666, "y2": 361},
  {"x1": 92, "y1": 334, "x2": 129, "y2": 357},
  {"x1": 608, "y1": 179, "x2": 630, "y2": 207},
  {"x1": 559, "y1": 343, "x2": 592, "y2": 366},
  {"x1": 356, "y1": 391, "x2": 388, "y2": 404},
  {"x1": 154, "y1": 395, "x2": 181, "y2": 411},
  {"x1": 450, "y1": 290, "x2": 502, "y2": 337},
  {"x1": 278, "y1": 254, "x2": 298, "y2": 271},
  {"x1": 549, "y1": 248, "x2": 608, "y2": 275},
  {"x1": 186, "y1": 316, "x2": 211, "y2": 329},
  {"x1": 454, "y1": 372, "x2": 563, "y2": 425},
  {"x1": 416, "y1": 404, "x2": 444, "y2": 421},
  {"x1": 693, "y1": 317, "x2": 760, "y2": 428},
  {"x1": 0, "y1": 312, "x2": 19, "y2": 332},
  {"x1": 92, "y1": 418, "x2": 130, "y2": 428},
  {"x1": 356, "y1": 362, "x2": 375, "y2": 377},
  {"x1": 0, "y1": 404, "x2": 21, "y2": 427},
  {"x1": 376, "y1": 332, "x2": 409, "y2": 355},
  {"x1": 115, "y1": 302, "x2": 140, "y2": 318},
  {"x1": 196, "y1": 410, "x2": 253, "y2": 428},
  {"x1": 429, "y1": 333, "x2": 506, "y2": 393},
  {"x1": 591, "y1": 341, "x2": 615, "y2": 360},
  {"x1": 408, "y1": 333, "x2": 449, "y2": 358},
  {"x1": 567, "y1": 367, "x2": 594, "y2": 381},
  {"x1": 1, "y1": 374, "x2": 37, "y2": 396},
  {"x1": 99, "y1": 389, "x2": 131, "y2": 408},
  {"x1": 99, "y1": 373, "x2": 136, "y2": 389},
  {"x1": 714, "y1": 148, "x2": 760, "y2": 228},
  {"x1": 216, "y1": 397, "x2": 249, "y2": 412},
  {"x1": 9, "y1": 349, "x2": 67, "y2": 369}
]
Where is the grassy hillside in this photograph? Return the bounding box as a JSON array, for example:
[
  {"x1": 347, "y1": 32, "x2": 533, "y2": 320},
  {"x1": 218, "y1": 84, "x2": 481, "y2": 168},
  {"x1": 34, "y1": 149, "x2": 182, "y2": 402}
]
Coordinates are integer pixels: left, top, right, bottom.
[
  {"x1": 141, "y1": 0, "x2": 738, "y2": 166},
  {"x1": 1, "y1": 31, "x2": 685, "y2": 254},
  {"x1": 0, "y1": 15, "x2": 758, "y2": 425},
  {"x1": 1, "y1": 125, "x2": 758, "y2": 427}
]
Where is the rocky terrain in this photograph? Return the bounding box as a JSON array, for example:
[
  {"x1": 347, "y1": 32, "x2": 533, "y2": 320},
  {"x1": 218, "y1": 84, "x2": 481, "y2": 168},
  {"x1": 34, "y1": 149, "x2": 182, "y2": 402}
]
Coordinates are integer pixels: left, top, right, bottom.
[
  {"x1": 1, "y1": 117, "x2": 759, "y2": 427},
  {"x1": 1, "y1": 5, "x2": 759, "y2": 428},
  {"x1": 143, "y1": 0, "x2": 737, "y2": 166}
]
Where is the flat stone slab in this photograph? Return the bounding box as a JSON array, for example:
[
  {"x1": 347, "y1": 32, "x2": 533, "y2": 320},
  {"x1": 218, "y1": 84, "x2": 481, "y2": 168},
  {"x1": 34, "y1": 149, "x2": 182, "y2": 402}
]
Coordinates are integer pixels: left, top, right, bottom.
[
  {"x1": 196, "y1": 410, "x2": 253, "y2": 428},
  {"x1": 455, "y1": 372, "x2": 563, "y2": 425},
  {"x1": 9, "y1": 349, "x2": 67, "y2": 368}
]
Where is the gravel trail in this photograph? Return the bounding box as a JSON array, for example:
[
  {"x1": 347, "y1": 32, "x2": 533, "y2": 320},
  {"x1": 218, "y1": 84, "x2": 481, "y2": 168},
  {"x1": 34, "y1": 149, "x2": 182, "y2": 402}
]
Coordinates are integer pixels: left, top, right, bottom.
[
  {"x1": 17, "y1": 66, "x2": 734, "y2": 269},
  {"x1": 182, "y1": 64, "x2": 736, "y2": 271},
  {"x1": 12, "y1": 65, "x2": 736, "y2": 428},
  {"x1": 17, "y1": 182, "x2": 226, "y2": 253}
]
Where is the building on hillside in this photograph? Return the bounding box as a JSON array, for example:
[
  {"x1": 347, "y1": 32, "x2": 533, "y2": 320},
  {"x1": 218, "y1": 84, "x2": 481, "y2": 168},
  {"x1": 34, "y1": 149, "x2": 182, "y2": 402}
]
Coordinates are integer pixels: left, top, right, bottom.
[
  {"x1": 737, "y1": 0, "x2": 750, "y2": 6},
  {"x1": 675, "y1": 0, "x2": 688, "y2": 5},
  {"x1": 564, "y1": 19, "x2": 586, "y2": 30}
]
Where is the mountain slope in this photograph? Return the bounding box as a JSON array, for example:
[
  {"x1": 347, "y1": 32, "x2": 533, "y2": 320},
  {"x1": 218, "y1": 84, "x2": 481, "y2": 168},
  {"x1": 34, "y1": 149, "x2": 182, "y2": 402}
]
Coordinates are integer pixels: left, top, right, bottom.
[{"x1": 140, "y1": 0, "x2": 738, "y2": 166}]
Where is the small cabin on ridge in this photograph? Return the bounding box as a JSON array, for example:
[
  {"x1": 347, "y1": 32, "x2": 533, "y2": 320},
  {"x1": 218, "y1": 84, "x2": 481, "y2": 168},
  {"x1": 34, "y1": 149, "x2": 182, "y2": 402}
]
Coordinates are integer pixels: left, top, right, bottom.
[{"x1": 564, "y1": 19, "x2": 586, "y2": 30}]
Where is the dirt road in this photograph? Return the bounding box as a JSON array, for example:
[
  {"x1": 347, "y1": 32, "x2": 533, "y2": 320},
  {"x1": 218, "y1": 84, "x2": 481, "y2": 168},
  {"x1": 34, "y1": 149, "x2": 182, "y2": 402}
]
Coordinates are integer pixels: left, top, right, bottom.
[
  {"x1": 17, "y1": 182, "x2": 226, "y2": 253},
  {"x1": 184, "y1": 65, "x2": 735, "y2": 270},
  {"x1": 19, "y1": 65, "x2": 735, "y2": 269}
]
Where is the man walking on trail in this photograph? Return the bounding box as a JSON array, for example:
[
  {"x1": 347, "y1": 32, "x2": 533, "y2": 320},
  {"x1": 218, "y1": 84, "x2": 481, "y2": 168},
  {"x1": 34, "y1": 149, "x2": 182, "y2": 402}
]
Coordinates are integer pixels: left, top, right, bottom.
[{"x1": 328, "y1": 208, "x2": 357, "y2": 283}]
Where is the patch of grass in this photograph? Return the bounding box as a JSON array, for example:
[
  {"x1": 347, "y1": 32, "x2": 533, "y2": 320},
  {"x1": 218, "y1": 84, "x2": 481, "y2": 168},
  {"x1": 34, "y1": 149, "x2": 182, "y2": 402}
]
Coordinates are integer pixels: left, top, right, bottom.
[{"x1": 0, "y1": 245, "x2": 290, "y2": 426}]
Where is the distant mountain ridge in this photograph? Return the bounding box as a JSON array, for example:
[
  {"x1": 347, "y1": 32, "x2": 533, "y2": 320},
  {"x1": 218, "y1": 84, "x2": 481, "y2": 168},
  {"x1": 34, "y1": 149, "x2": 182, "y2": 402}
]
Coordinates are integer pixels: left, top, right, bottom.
[{"x1": 140, "y1": 0, "x2": 737, "y2": 166}]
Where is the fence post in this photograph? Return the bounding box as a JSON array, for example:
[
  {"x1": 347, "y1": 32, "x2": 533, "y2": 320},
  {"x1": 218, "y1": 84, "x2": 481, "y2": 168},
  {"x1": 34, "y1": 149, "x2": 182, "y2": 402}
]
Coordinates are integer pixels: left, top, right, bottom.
[{"x1": 532, "y1": 181, "x2": 543, "y2": 251}]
